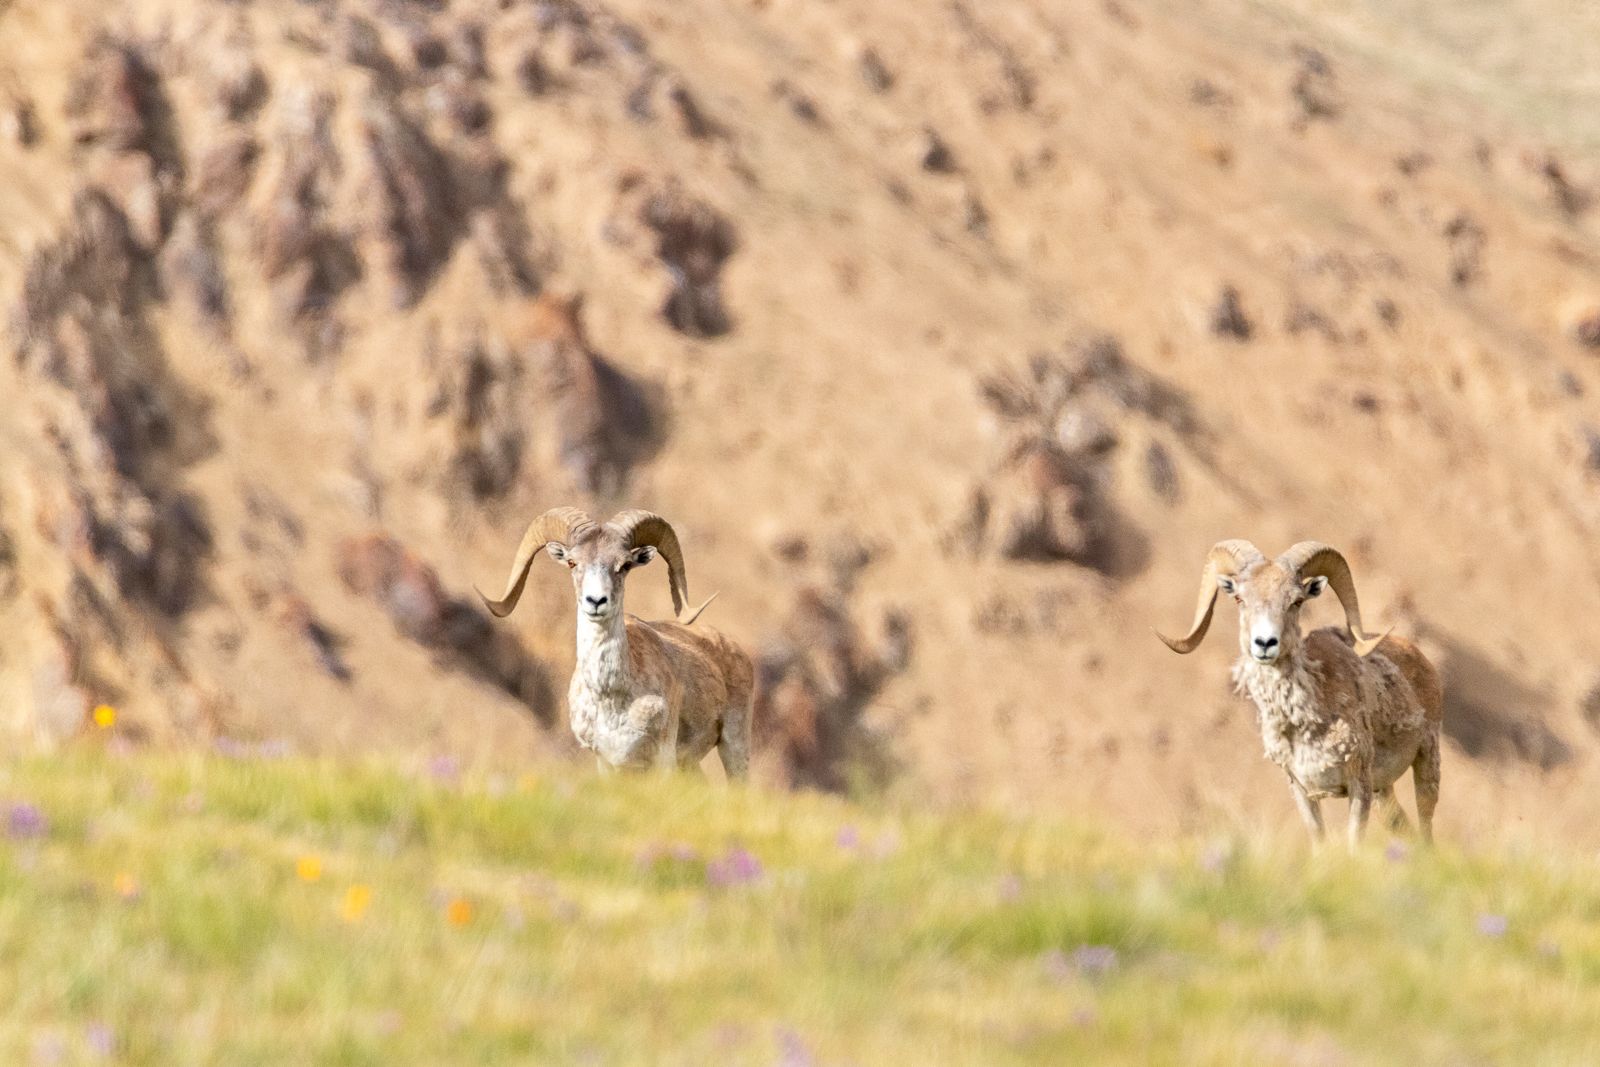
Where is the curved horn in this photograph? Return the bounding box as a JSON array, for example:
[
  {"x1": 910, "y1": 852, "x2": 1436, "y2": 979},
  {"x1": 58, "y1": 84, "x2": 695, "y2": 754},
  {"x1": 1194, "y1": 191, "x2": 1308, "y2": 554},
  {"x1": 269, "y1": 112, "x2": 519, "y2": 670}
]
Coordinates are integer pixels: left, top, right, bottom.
[
  {"x1": 609, "y1": 509, "x2": 687, "y2": 617},
  {"x1": 1278, "y1": 541, "x2": 1388, "y2": 656},
  {"x1": 478, "y1": 506, "x2": 595, "y2": 618},
  {"x1": 1156, "y1": 539, "x2": 1265, "y2": 654}
]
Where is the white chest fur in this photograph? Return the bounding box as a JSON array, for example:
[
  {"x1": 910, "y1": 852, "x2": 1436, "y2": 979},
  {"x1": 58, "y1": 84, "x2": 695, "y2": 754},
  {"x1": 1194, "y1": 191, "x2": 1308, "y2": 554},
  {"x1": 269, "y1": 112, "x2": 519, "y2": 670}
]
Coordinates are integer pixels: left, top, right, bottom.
[
  {"x1": 570, "y1": 618, "x2": 630, "y2": 744},
  {"x1": 567, "y1": 617, "x2": 670, "y2": 770},
  {"x1": 1234, "y1": 656, "x2": 1357, "y2": 795}
]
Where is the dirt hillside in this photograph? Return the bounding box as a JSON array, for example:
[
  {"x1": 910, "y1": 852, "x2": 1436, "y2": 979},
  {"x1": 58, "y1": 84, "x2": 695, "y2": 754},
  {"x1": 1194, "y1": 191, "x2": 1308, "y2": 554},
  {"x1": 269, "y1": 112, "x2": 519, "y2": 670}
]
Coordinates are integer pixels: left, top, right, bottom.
[{"x1": 2, "y1": 0, "x2": 1600, "y2": 845}]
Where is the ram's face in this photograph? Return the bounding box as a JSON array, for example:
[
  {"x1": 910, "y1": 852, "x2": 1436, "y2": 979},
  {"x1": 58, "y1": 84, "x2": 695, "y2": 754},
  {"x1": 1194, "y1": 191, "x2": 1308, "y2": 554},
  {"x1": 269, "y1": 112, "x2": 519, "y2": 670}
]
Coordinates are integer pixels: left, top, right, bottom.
[
  {"x1": 546, "y1": 532, "x2": 656, "y2": 623},
  {"x1": 1219, "y1": 563, "x2": 1326, "y2": 665}
]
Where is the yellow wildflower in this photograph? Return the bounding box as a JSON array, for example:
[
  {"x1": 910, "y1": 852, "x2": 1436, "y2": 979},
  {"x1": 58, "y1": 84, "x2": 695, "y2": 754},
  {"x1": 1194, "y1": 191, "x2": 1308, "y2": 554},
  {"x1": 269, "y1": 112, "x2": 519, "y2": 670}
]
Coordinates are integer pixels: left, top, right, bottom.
[
  {"x1": 296, "y1": 855, "x2": 323, "y2": 883},
  {"x1": 341, "y1": 884, "x2": 372, "y2": 923}
]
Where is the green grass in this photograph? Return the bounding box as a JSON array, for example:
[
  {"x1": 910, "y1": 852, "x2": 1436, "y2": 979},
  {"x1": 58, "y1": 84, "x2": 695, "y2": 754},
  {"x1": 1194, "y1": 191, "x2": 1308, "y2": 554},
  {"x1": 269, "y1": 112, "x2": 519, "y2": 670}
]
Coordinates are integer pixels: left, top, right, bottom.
[{"x1": 0, "y1": 750, "x2": 1597, "y2": 1065}]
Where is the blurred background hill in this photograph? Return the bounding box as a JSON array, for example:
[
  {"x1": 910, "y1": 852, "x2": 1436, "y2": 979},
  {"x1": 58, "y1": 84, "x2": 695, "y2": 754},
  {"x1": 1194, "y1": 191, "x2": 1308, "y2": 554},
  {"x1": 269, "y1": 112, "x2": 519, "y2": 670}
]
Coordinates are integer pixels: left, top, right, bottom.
[{"x1": 3, "y1": 0, "x2": 1600, "y2": 844}]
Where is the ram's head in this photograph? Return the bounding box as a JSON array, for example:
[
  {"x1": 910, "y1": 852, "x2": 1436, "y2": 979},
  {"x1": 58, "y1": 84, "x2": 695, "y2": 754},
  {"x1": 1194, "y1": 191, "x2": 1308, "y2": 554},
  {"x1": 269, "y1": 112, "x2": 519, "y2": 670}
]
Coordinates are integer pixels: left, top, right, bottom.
[
  {"x1": 479, "y1": 507, "x2": 687, "y2": 624},
  {"x1": 1158, "y1": 540, "x2": 1387, "y2": 664}
]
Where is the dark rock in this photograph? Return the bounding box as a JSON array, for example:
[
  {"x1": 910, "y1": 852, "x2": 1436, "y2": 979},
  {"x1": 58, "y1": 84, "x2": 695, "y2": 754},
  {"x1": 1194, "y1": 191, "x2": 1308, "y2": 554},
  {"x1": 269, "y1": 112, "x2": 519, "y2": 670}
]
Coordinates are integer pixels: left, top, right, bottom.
[
  {"x1": 518, "y1": 293, "x2": 657, "y2": 495},
  {"x1": 361, "y1": 96, "x2": 461, "y2": 307},
  {"x1": 1209, "y1": 285, "x2": 1252, "y2": 340},
  {"x1": 1444, "y1": 213, "x2": 1485, "y2": 287},
  {"x1": 858, "y1": 47, "x2": 893, "y2": 93},
  {"x1": 1582, "y1": 680, "x2": 1600, "y2": 735},
  {"x1": 1144, "y1": 440, "x2": 1179, "y2": 503},
  {"x1": 754, "y1": 584, "x2": 908, "y2": 791},
  {"x1": 337, "y1": 533, "x2": 555, "y2": 720},
  {"x1": 771, "y1": 80, "x2": 821, "y2": 124},
  {"x1": 2, "y1": 95, "x2": 39, "y2": 147},
  {"x1": 515, "y1": 50, "x2": 550, "y2": 95},
  {"x1": 278, "y1": 595, "x2": 352, "y2": 683},
  {"x1": 192, "y1": 131, "x2": 259, "y2": 218},
  {"x1": 919, "y1": 126, "x2": 957, "y2": 173},
  {"x1": 1574, "y1": 310, "x2": 1600, "y2": 349},
  {"x1": 642, "y1": 188, "x2": 737, "y2": 338},
  {"x1": 1289, "y1": 43, "x2": 1341, "y2": 124}
]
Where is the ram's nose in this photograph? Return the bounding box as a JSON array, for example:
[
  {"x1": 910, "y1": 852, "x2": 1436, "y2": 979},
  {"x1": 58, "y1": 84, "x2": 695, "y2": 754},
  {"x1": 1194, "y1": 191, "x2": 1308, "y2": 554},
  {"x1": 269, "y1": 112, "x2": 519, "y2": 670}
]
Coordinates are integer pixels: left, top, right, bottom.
[{"x1": 1252, "y1": 635, "x2": 1280, "y2": 661}]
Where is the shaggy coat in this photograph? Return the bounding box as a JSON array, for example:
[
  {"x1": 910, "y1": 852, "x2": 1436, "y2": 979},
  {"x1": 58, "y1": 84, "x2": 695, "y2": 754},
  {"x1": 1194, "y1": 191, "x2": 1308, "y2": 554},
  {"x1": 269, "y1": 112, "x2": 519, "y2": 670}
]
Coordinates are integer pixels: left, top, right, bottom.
[
  {"x1": 1161, "y1": 540, "x2": 1443, "y2": 845},
  {"x1": 481, "y1": 506, "x2": 754, "y2": 778}
]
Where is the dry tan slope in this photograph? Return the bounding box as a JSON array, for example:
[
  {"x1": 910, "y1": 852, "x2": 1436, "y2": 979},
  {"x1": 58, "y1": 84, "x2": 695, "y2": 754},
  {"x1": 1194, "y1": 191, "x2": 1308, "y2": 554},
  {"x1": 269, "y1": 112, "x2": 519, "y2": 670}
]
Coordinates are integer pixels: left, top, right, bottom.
[
  {"x1": 2, "y1": 0, "x2": 1600, "y2": 843},
  {"x1": 597, "y1": 0, "x2": 1600, "y2": 842}
]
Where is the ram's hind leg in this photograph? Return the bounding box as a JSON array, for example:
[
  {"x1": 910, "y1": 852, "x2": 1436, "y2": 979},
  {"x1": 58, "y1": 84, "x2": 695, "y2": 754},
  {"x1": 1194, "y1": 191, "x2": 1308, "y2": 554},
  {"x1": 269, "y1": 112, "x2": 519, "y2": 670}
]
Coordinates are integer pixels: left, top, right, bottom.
[
  {"x1": 716, "y1": 697, "x2": 753, "y2": 782},
  {"x1": 1412, "y1": 733, "x2": 1441, "y2": 846},
  {"x1": 1347, "y1": 779, "x2": 1373, "y2": 850},
  {"x1": 1377, "y1": 787, "x2": 1413, "y2": 836}
]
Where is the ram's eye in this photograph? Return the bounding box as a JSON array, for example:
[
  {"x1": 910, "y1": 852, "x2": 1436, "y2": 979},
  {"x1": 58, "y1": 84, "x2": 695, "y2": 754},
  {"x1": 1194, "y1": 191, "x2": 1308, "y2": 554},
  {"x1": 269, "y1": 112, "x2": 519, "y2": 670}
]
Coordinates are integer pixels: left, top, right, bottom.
[{"x1": 565, "y1": 559, "x2": 578, "y2": 569}]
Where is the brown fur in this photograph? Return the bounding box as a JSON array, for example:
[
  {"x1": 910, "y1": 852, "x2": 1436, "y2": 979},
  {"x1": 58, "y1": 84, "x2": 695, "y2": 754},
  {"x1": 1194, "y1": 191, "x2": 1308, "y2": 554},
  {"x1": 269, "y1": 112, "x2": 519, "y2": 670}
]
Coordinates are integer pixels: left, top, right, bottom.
[
  {"x1": 609, "y1": 620, "x2": 754, "y2": 773},
  {"x1": 525, "y1": 513, "x2": 755, "y2": 779},
  {"x1": 1168, "y1": 542, "x2": 1445, "y2": 846}
]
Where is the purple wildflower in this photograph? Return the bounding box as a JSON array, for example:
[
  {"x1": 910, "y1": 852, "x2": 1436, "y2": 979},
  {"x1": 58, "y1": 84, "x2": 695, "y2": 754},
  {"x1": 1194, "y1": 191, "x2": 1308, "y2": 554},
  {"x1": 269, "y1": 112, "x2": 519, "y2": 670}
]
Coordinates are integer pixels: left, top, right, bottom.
[
  {"x1": 427, "y1": 754, "x2": 460, "y2": 784},
  {"x1": 1384, "y1": 841, "x2": 1410, "y2": 863},
  {"x1": 1072, "y1": 945, "x2": 1120, "y2": 977},
  {"x1": 7, "y1": 803, "x2": 47, "y2": 840},
  {"x1": 836, "y1": 825, "x2": 860, "y2": 851},
  {"x1": 1043, "y1": 945, "x2": 1121, "y2": 981},
  {"x1": 997, "y1": 873, "x2": 1024, "y2": 902},
  {"x1": 1477, "y1": 913, "x2": 1509, "y2": 938},
  {"x1": 774, "y1": 1027, "x2": 816, "y2": 1067},
  {"x1": 84, "y1": 1024, "x2": 114, "y2": 1058},
  {"x1": 706, "y1": 846, "x2": 764, "y2": 888}
]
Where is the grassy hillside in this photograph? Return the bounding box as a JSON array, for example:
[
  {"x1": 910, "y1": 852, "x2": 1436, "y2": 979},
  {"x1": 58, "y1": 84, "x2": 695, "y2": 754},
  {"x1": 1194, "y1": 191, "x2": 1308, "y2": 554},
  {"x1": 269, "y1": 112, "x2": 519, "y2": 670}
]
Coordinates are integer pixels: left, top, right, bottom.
[{"x1": 1, "y1": 749, "x2": 1597, "y2": 1065}]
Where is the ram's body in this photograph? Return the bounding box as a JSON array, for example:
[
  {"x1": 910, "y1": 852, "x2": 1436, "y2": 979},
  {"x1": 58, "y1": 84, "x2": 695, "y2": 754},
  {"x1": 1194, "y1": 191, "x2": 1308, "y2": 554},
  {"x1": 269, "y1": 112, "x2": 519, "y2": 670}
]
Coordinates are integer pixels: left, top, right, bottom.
[
  {"x1": 481, "y1": 506, "x2": 753, "y2": 778},
  {"x1": 1160, "y1": 540, "x2": 1443, "y2": 845},
  {"x1": 570, "y1": 614, "x2": 752, "y2": 774},
  {"x1": 1235, "y1": 629, "x2": 1442, "y2": 826}
]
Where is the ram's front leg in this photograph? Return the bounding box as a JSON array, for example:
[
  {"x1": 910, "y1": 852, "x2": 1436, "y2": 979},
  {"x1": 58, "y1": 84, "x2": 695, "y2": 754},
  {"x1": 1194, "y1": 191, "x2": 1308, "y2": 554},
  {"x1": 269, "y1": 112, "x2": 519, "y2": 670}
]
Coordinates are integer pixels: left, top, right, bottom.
[{"x1": 1288, "y1": 779, "x2": 1325, "y2": 846}]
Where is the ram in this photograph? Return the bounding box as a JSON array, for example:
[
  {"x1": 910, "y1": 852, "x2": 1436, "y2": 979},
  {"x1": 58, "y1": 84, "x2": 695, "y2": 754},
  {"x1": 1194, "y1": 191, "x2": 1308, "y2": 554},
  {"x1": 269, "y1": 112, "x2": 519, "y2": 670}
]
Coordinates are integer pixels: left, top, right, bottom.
[
  {"x1": 479, "y1": 507, "x2": 753, "y2": 778},
  {"x1": 1158, "y1": 540, "x2": 1443, "y2": 846}
]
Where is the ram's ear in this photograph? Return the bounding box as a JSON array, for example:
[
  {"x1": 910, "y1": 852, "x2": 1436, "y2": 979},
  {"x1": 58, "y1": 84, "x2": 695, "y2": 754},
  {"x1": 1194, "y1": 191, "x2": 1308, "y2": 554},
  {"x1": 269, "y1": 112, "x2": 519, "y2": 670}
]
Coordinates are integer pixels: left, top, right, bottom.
[
  {"x1": 1302, "y1": 575, "x2": 1327, "y2": 598},
  {"x1": 627, "y1": 545, "x2": 658, "y2": 567},
  {"x1": 1217, "y1": 575, "x2": 1237, "y2": 595},
  {"x1": 546, "y1": 542, "x2": 570, "y2": 563}
]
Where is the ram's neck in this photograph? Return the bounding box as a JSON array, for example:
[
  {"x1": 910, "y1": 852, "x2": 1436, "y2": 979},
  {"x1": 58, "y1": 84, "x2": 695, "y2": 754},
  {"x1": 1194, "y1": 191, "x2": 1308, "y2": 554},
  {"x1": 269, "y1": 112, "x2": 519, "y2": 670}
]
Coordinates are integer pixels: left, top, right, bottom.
[
  {"x1": 1233, "y1": 651, "x2": 1321, "y2": 731},
  {"x1": 575, "y1": 613, "x2": 631, "y2": 698}
]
